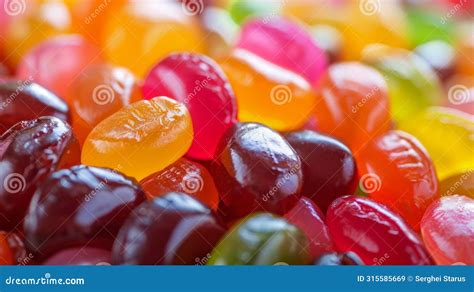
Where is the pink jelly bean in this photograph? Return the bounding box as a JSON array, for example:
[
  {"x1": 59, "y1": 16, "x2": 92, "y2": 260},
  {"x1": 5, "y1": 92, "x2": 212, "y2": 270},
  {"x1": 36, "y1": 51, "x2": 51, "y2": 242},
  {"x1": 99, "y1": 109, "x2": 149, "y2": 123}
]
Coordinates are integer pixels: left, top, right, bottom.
[
  {"x1": 16, "y1": 35, "x2": 102, "y2": 100},
  {"x1": 142, "y1": 53, "x2": 237, "y2": 160},
  {"x1": 237, "y1": 17, "x2": 328, "y2": 85},
  {"x1": 284, "y1": 197, "x2": 334, "y2": 260}
]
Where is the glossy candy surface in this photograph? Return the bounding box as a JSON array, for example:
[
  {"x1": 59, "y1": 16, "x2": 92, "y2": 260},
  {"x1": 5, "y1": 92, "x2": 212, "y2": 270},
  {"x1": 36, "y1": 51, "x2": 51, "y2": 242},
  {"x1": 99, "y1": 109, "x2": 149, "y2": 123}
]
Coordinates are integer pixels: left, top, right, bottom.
[
  {"x1": 142, "y1": 53, "x2": 237, "y2": 160},
  {"x1": 43, "y1": 247, "x2": 111, "y2": 266},
  {"x1": 0, "y1": 81, "x2": 70, "y2": 133},
  {"x1": 285, "y1": 130, "x2": 357, "y2": 212},
  {"x1": 0, "y1": 117, "x2": 80, "y2": 230},
  {"x1": 327, "y1": 196, "x2": 432, "y2": 265},
  {"x1": 356, "y1": 130, "x2": 439, "y2": 230},
  {"x1": 103, "y1": 0, "x2": 204, "y2": 77},
  {"x1": 220, "y1": 49, "x2": 316, "y2": 131},
  {"x1": 16, "y1": 35, "x2": 102, "y2": 99},
  {"x1": 284, "y1": 197, "x2": 333, "y2": 259},
  {"x1": 140, "y1": 158, "x2": 219, "y2": 210},
  {"x1": 112, "y1": 192, "x2": 225, "y2": 265},
  {"x1": 399, "y1": 107, "x2": 474, "y2": 180},
  {"x1": 313, "y1": 62, "x2": 391, "y2": 151},
  {"x1": 207, "y1": 213, "x2": 310, "y2": 265},
  {"x1": 69, "y1": 63, "x2": 141, "y2": 145},
  {"x1": 439, "y1": 170, "x2": 474, "y2": 199},
  {"x1": 210, "y1": 123, "x2": 303, "y2": 219},
  {"x1": 363, "y1": 46, "x2": 442, "y2": 123},
  {"x1": 24, "y1": 165, "x2": 145, "y2": 258},
  {"x1": 314, "y1": 252, "x2": 364, "y2": 266},
  {"x1": 421, "y1": 195, "x2": 474, "y2": 265},
  {"x1": 0, "y1": 231, "x2": 13, "y2": 265},
  {"x1": 82, "y1": 97, "x2": 193, "y2": 181},
  {"x1": 237, "y1": 17, "x2": 327, "y2": 85}
]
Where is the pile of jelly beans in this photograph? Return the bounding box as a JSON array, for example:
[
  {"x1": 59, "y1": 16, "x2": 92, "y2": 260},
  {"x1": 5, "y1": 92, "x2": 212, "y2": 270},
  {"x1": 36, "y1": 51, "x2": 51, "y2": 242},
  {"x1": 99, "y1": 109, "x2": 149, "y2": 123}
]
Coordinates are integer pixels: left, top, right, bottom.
[{"x1": 0, "y1": 0, "x2": 473, "y2": 266}]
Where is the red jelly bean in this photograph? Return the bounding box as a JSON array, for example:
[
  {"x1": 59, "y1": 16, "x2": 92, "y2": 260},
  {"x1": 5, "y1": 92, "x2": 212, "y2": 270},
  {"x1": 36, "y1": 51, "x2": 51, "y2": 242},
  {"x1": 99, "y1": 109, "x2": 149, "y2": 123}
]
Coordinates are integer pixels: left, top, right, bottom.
[
  {"x1": 284, "y1": 197, "x2": 334, "y2": 259},
  {"x1": 327, "y1": 196, "x2": 432, "y2": 265},
  {"x1": 16, "y1": 35, "x2": 102, "y2": 99},
  {"x1": 421, "y1": 195, "x2": 474, "y2": 265},
  {"x1": 4, "y1": 232, "x2": 29, "y2": 265},
  {"x1": 210, "y1": 123, "x2": 303, "y2": 219},
  {"x1": 356, "y1": 130, "x2": 439, "y2": 230},
  {"x1": 285, "y1": 130, "x2": 357, "y2": 212},
  {"x1": 0, "y1": 81, "x2": 70, "y2": 133},
  {"x1": 112, "y1": 192, "x2": 225, "y2": 265},
  {"x1": 0, "y1": 117, "x2": 80, "y2": 230},
  {"x1": 24, "y1": 165, "x2": 146, "y2": 258},
  {"x1": 43, "y1": 247, "x2": 111, "y2": 266},
  {"x1": 0, "y1": 231, "x2": 12, "y2": 265},
  {"x1": 142, "y1": 53, "x2": 237, "y2": 160},
  {"x1": 140, "y1": 158, "x2": 219, "y2": 210},
  {"x1": 237, "y1": 17, "x2": 327, "y2": 85}
]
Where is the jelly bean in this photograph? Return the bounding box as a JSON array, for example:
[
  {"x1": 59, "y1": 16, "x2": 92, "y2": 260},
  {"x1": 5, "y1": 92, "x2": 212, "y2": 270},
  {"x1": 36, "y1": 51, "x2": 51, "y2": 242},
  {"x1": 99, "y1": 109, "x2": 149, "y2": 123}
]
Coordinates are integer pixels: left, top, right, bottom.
[
  {"x1": 143, "y1": 53, "x2": 237, "y2": 160},
  {"x1": 4, "y1": 0, "x2": 72, "y2": 66},
  {"x1": 310, "y1": 25, "x2": 343, "y2": 64},
  {"x1": 0, "y1": 117, "x2": 80, "y2": 230},
  {"x1": 284, "y1": 197, "x2": 333, "y2": 259},
  {"x1": 220, "y1": 49, "x2": 316, "y2": 131},
  {"x1": 69, "y1": 63, "x2": 141, "y2": 145},
  {"x1": 313, "y1": 62, "x2": 391, "y2": 152},
  {"x1": 237, "y1": 17, "x2": 327, "y2": 85},
  {"x1": 356, "y1": 130, "x2": 439, "y2": 230},
  {"x1": 439, "y1": 170, "x2": 474, "y2": 199},
  {"x1": 140, "y1": 158, "x2": 219, "y2": 210},
  {"x1": 210, "y1": 123, "x2": 303, "y2": 219},
  {"x1": 414, "y1": 40, "x2": 456, "y2": 82},
  {"x1": 4, "y1": 232, "x2": 29, "y2": 265},
  {"x1": 208, "y1": 213, "x2": 309, "y2": 265},
  {"x1": 285, "y1": 130, "x2": 357, "y2": 212},
  {"x1": 103, "y1": 0, "x2": 204, "y2": 77},
  {"x1": 16, "y1": 35, "x2": 102, "y2": 99},
  {"x1": 82, "y1": 97, "x2": 193, "y2": 181},
  {"x1": 201, "y1": 7, "x2": 238, "y2": 59},
  {"x1": 363, "y1": 45, "x2": 442, "y2": 123},
  {"x1": 0, "y1": 231, "x2": 13, "y2": 265},
  {"x1": 112, "y1": 192, "x2": 225, "y2": 265},
  {"x1": 314, "y1": 252, "x2": 364, "y2": 266},
  {"x1": 457, "y1": 24, "x2": 474, "y2": 77},
  {"x1": 0, "y1": 81, "x2": 70, "y2": 133},
  {"x1": 405, "y1": 8, "x2": 455, "y2": 47},
  {"x1": 228, "y1": 0, "x2": 281, "y2": 24},
  {"x1": 327, "y1": 196, "x2": 432, "y2": 265},
  {"x1": 421, "y1": 195, "x2": 474, "y2": 265},
  {"x1": 43, "y1": 247, "x2": 111, "y2": 266},
  {"x1": 24, "y1": 165, "x2": 146, "y2": 258},
  {"x1": 399, "y1": 107, "x2": 474, "y2": 180}
]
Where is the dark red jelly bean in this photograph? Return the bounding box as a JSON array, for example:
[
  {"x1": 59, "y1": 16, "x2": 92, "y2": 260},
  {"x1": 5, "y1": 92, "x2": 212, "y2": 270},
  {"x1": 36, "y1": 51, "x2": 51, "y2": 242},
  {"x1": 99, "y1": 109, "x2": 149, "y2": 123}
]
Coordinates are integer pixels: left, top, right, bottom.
[
  {"x1": 5, "y1": 232, "x2": 30, "y2": 265},
  {"x1": 24, "y1": 165, "x2": 146, "y2": 258},
  {"x1": 210, "y1": 123, "x2": 303, "y2": 219},
  {"x1": 112, "y1": 192, "x2": 225, "y2": 265},
  {"x1": 43, "y1": 247, "x2": 111, "y2": 266},
  {"x1": 327, "y1": 196, "x2": 432, "y2": 265},
  {"x1": 314, "y1": 252, "x2": 364, "y2": 266},
  {"x1": 142, "y1": 53, "x2": 237, "y2": 160},
  {"x1": 284, "y1": 197, "x2": 333, "y2": 259},
  {"x1": 0, "y1": 117, "x2": 80, "y2": 230},
  {"x1": 0, "y1": 81, "x2": 70, "y2": 133},
  {"x1": 285, "y1": 130, "x2": 357, "y2": 212}
]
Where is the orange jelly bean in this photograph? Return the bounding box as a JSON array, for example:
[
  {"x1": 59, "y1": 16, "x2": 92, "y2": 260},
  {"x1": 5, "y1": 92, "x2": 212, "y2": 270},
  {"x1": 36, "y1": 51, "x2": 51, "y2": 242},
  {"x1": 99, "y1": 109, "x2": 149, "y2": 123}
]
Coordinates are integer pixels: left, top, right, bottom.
[
  {"x1": 103, "y1": 0, "x2": 204, "y2": 77},
  {"x1": 68, "y1": 63, "x2": 142, "y2": 145},
  {"x1": 220, "y1": 49, "x2": 316, "y2": 131},
  {"x1": 0, "y1": 231, "x2": 13, "y2": 265},
  {"x1": 82, "y1": 97, "x2": 193, "y2": 181},
  {"x1": 313, "y1": 62, "x2": 391, "y2": 152},
  {"x1": 140, "y1": 158, "x2": 219, "y2": 210}
]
